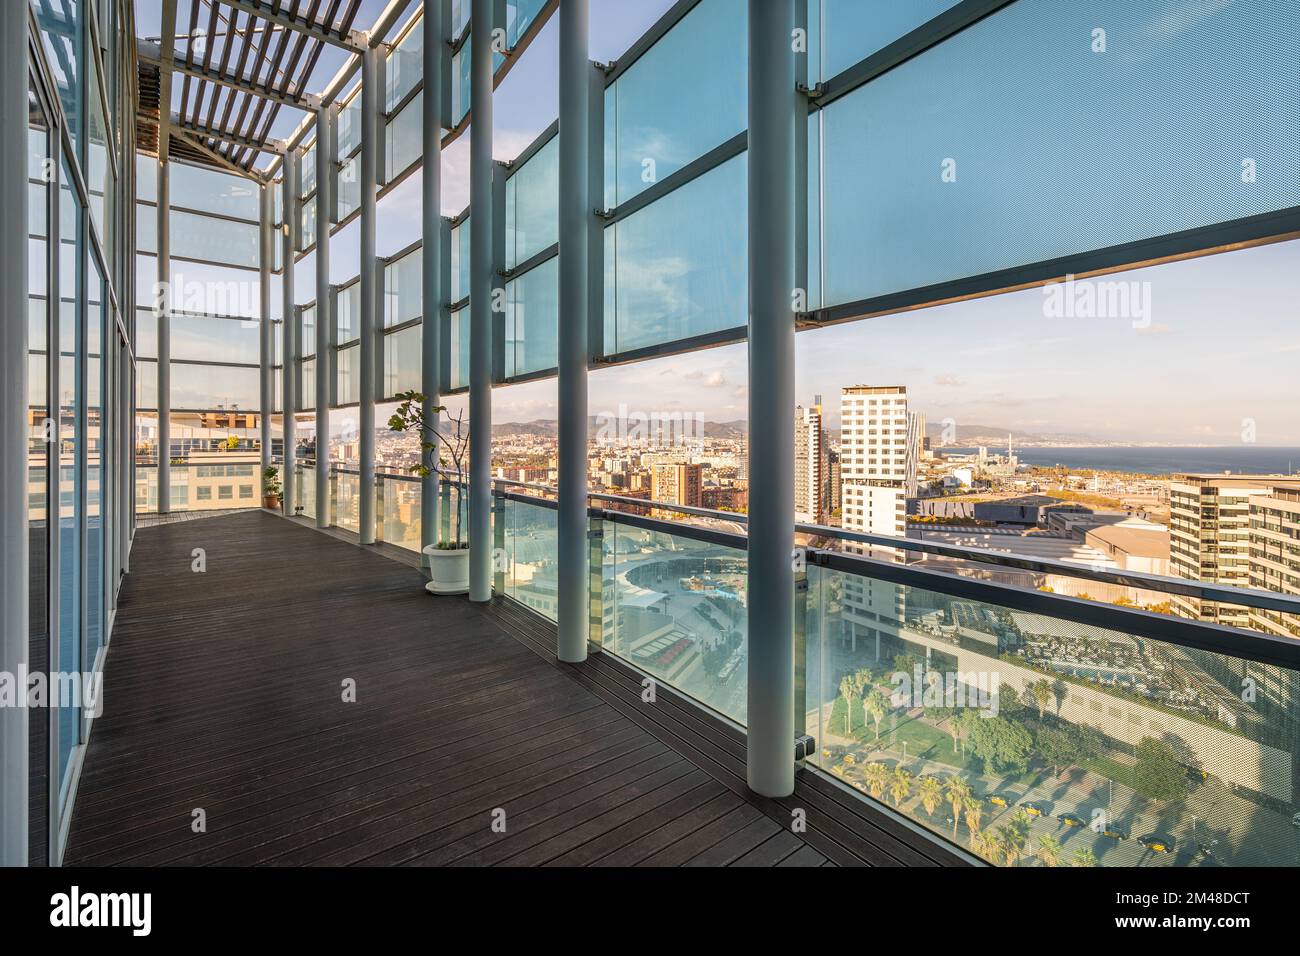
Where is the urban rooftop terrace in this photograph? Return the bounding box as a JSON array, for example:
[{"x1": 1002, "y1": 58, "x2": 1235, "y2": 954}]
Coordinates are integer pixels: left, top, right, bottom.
[{"x1": 5, "y1": 0, "x2": 1300, "y2": 878}]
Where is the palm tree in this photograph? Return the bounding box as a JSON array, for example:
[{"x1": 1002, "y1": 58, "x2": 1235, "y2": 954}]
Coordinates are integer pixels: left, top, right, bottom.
[
  {"x1": 970, "y1": 827, "x2": 999, "y2": 863},
  {"x1": 888, "y1": 767, "x2": 913, "y2": 809},
  {"x1": 864, "y1": 687, "x2": 888, "y2": 742},
  {"x1": 839, "y1": 675, "x2": 857, "y2": 735},
  {"x1": 918, "y1": 776, "x2": 942, "y2": 818},
  {"x1": 944, "y1": 776, "x2": 973, "y2": 840},
  {"x1": 963, "y1": 801, "x2": 983, "y2": 839},
  {"x1": 1071, "y1": 847, "x2": 1098, "y2": 868},
  {"x1": 864, "y1": 761, "x2": 889, "y2": 798},
  {"x1": 997, "y1": 824, "x2": 1026, "y2": 866},
  {"x1": 1031, "y1": 679, "x2": 1052, "y2": 719},
  {"x1": 1036, "y1": 835, "x2": 1063, "y2": 867}
]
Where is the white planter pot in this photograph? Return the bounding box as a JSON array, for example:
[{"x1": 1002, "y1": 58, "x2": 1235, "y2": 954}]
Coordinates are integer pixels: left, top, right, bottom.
[{"x1": 423, "y1": 545, "x2": 470, "y2": 595}]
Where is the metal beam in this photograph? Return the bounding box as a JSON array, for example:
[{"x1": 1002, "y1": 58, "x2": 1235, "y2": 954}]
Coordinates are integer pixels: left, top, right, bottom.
[
  {"x1": 420, "y1": 0, "x2": 444, "y2": 559},
  {"x1": 282, "y1": 156, "x2": 299, "y2": 517},
  {"x1": 157, "y1": 1, "x2": 179, "y2": 163},
  {"x1": 0, "y1": 3, "x2": 29, "y2": 867},
  {"x1": 746, "y1": 0, "x2": 799, "y2": 799},
  {"x1": 358, "y1": 45, "x2": 378, "y2": 544},
  {"x1": 557, "y1": 0, "x2": 590, "y2": 663},
  {"x1": 221, "y1": 0, "x2": 369, "y2": 52},
  {"x1": 157, "y1": 160, "x2": 173, "y2": 514},
  {"x1": 164, "y1": 122, "x2": 266, "y2": 180},
  {"x1": 468, "y1": 0, "x2": 494, "y2": 601},
  {"x1": 260, "y1": 182, "x2": 274, "y2": 482},
  {"x1": 138, "y1": 39, "x2": 320, "y2": 111},
  {"x1": 174, "y1": 113, "x2": 287, "y2": 155},
  {"x1": 315, "y1": 107, "x2": 333, "y2": 528}
]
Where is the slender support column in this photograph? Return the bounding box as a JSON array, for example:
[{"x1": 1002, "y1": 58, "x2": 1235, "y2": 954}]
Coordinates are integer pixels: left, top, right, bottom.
[
  {"x1": 315, "y1": 108, "x2": 333, "y2": 528},
  {"x1": 358, "y1": 47, "x2": 379, "y2": 544},
  {"x1": 420, "y1": 0, "x2": 444, "y2": 560},
  {"x1": 468, "y1": 0, "x2": 494, "y2": 602},
  {"x1": 746, "y1": 0, "x2": 798, "y2": 798},
  {"x1": 0, "y1": 19, "x2": 30, "y2": 866},
  {"x1": 282, "y1": 154, "x2": 298, "y2": 515},
  {"x1": 557, "y1": 0, "x2": 591, "y2": 662},
  {"x1": 259, "y1": 183, "x2": 274, "y2": 482},
  {"x1": 156, "y1": 161, "x2": 171, "y2": 513}
]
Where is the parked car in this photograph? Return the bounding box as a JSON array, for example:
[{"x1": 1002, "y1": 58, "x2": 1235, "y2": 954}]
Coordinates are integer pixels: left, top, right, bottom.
[
  {"x1": 1020, "y1": 801, "x2": 1048, "y2": 817},
  {"x1": 1139, "y1": 834, "x2": 1176, "y2": 853},
  {"x1": 1057, "y1": 813, "x2": 1086, "y2": 828}
]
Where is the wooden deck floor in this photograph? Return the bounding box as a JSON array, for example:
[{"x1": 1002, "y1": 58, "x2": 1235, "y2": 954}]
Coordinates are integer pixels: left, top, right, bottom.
[{"x1": 63, "y1": 511, "x2": 866, "y2": 866}]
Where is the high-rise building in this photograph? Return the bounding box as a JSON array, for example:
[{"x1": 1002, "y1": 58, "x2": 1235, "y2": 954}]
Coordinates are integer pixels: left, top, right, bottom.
[
  {"x1": 1169, "y1": 474, "x2": 1277, "y2": 628},
  {"x1": 651, "y1": 462, "x2": 703, "y2": 508},
  {"x1": 905, "y1": 411, "x2": 925, "y2": 498},
  {"x1": 1247, "y1": 485, "x2": 1300, "y2": 640},
  {"x1": 838, "y1": 386, "x2": 911, "y2": 657},
  {"x1": 794, "y1": 399, "x2": 828, "y2": 523}
]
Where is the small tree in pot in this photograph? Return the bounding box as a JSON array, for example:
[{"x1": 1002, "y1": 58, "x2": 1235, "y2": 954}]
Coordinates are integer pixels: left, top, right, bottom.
[
  {"x1": 388, "y1": 391, "x2": 471, "y2": 594},
  {"x1": 262, "y1": 465, "x2": 282, "y2": 510}
]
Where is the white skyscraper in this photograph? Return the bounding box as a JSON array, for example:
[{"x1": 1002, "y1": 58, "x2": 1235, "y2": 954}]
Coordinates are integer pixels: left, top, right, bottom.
[{"x1": 794, "y1": 399, "x2": 827, "y2": 524}]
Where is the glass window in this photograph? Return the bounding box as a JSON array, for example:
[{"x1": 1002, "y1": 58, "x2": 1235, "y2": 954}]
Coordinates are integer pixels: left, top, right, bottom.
[
  {"x1": 385, "y1": 92, "x2": 423, "y2": 181},
  {"x1": 506, "y1": 135, "x2": 559, "y2": 268},
  {"x1": 815, "y1": 0, "x2": 1300, "y2": 309},
  {"x1": 337, "y1": 345, "x2": 360, "y2": 405},
  {"x1": 383, "y1": 325, "x2": 422, "y2": 397},
  {"x1": 169, "y1": 208, "x2": 260, "y2": 269},
  {"x1": 506, "y1": 256, "x2": 558, "y2": 377},
  {"x1": 300, "y1": 357, "x2": 317, "y2": 410},
  {"x1": 810, "y1": 0, "x2": 962, "y2": 83},
  {"x1": 336, "y1": 89, "x2": 362, "y2": 161},
  {"x1": 301, "y1": 305, "x2": 317, "y2": 357},
  {"x1": 170, "y1": 363, "x2": 261, "y2": 411},
  {"x1": 451, "y1": 46, "x2": 471, "y2": 126},
  {"x1": 57, "y1": 154, "x2": 81, "y2": 788},
  {"x1": 604, "y1": 153, "x2": 747, "y2": 355},
  {"x1": 605, "y1": 0, "x2": 746, "y2": 207},
  {"x1": 384, "y1": 248, "x2": 422, "y2": 327},
  {"x1": 448, "y1": 308, "x2": 470, "y2": 390},
  {"x1": 168, "y1": 314, "x2": 261, "y2": 365},
  {"x1": 450, "y1": 218, "x2": 470, "y2": 302},
  {"x1": 170, "y1": 162, "x2": 260, "y2": 220},
  {"x1": 385, "y1": 16, "x2": 424, "y2": 113},
  {"x1": 508, "y1": 0, "x2": 547, "y2": 46},
  {"x1": 336, "y1": 282, "x2": 360, "y2": 344}
]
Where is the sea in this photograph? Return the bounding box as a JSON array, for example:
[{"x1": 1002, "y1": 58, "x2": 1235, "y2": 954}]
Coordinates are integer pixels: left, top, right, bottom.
[{"x1": 937, "y1": 446, "x2": 1300, "y2": 477}]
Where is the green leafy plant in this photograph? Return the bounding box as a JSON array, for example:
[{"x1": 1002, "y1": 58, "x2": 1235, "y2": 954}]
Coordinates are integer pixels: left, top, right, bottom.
[
  {"x1": 262, "y1": 466, "x2": 281, "y2": 498},
  {"x1": 388, "y1": 390, "x2": 469, "y2": 548}
]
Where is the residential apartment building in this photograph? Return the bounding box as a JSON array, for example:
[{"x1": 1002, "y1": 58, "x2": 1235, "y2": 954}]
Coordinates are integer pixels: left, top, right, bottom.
[
  {"x1": 794, "y1": 399, "x2": 828, "y2": 523},
  {"x1": 1247, "y1": 485, "x2": 1300, "y2": 640},
  {"x1": 651, "y1": 462, "x2": 703, "y2": 508}
]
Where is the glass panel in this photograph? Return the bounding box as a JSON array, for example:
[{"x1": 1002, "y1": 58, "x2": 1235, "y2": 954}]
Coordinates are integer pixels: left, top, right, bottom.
[
  {"x1": 448, "y1": 309, "x2": 471, "y2": 390},
  {"x1": 135, "y1": 357, "x2": 158, "y2": 409},
  {"x1": 170, "y1": 363, "x2": 261, "y2": 412},
  {"x1": 506, "y1": 135, "x2": 559, "y2": 268},
  {"x1": 383, "y1": 325, "x2": 422, "y2": 398},
  {"x1": 805, "y1": 562, "x2": 1300, "y2": 867},
  {"x1": 505, "y1": 256, "x2": 558, "y2": 377},
  {"x1": 300, "y1": 357, "x2": 317, "y2": 411},
  {"x1": 384, "y1": 247, "x2": 422, "y2": 328},
  {"x1": 300, "y1": 143, "x2": 317, "y2": 197},
  {"x1": 168, "y1": 314, "x2": 261, "y2": 364},
  {"x1": 604, "y1": 154, "x2": 747, "y2": 355},
  {"x1": 337, "y1": 155, "x2": 361, "y2": 220},
  {"x1": 169, "y1": 208, "x2": 260, "y2": 269},
  {"x1": 86, "y1": 56, "x2": 110, "y2": 243},
  {"x1": 385, "y1": 16, "x2": 424, "y2": 113},
  {"x1": 301, "y1": 304, "x2": 317, "y2": 357},
  {"x1": 451, "y1": 46, "x2": 471, "y2": 126},
  {"x1": 336, "y1": 90, "x2": 362, "y2": 161},
  {"x1": 811, "y1": 0, "x2": 961, "y2": 83},
  {"x1": 86, "y1": 252, "x2": 105, "y2": 667},
  {"x1": 605, "y1": 0, "x2": 746, "y2": 206},
  {"x1": 57, "y1": 155, "x2": 81, "y2": 788},
  {"x1": 508, "y1": 0, "x2": 547, "y2": 46},
  {"x1": 450, "y1": 219, "x2": 470, "y2": 301},
  {"x1": 379, "y1": 475, "x2": 423, "y2": 551},
  {"x1": 500, "y1": 498, "x2": 559, "y2": 619},
  {"x1": 604, "y1": 522, "x2": 748, "y2": 725},
  {"x1": 816, "y1": 0, "x2": 1300, "y2": 308},
  {"x1": 170, "y1": 162, "x2": 260, "y2": 219},
  {"x1": 337, "y1": 345, "x2": 360, "y2": 405},
  {"x1": 32, "y1": 0, "x2": 82, "y2": 154},
  {"x1": 386, "y1": 92, "x2": 424, "y2": 182},
  {"x1": 136, "y1": 202, "x2": 157, "y2": 255},
  {"x1": 336, "y1": 282, "x2": 360, "y2": 344},
  {"x1": 135, "y1": 462, "x2": 259, "y2": 514},
  {"x1": 334, "y1": 471, "x2": 362, "y2": 533}
]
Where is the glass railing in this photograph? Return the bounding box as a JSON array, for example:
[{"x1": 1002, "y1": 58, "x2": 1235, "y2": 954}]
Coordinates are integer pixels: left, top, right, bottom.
[
  {"x1": 802, "y1": 551, "x2": 1300, "y2": 867},
  {"x1": 332, "y1": 470, "x2": 361, "y2": 534},
  {"x1": 495, "y1": 494, "x2": 559, "y2": 621},
  {"x1": 377, "y1": 472, "x2": 423, "y2": 552},
  {"x1": 597, "y1": 514, "x2": 749, "y2": 726},
  {"x1": 295, "y1": 463, "x2": 316, "y2": 520}
]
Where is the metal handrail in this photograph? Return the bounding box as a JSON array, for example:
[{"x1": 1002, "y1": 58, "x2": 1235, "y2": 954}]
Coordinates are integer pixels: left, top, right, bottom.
[{"x1": 326, "y1": 467, "x2": 1300, "y2": 618}]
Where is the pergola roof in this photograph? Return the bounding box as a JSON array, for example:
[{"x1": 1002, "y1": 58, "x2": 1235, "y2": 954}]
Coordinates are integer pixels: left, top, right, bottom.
[{"x1": 136, "y1": 0, "x2": 365, "y2": 179}]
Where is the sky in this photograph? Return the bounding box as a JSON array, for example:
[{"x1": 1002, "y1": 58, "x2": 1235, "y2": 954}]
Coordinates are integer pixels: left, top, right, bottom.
[{"x1": 137, "y1": 1, "x2": 1300, "y2": 445}]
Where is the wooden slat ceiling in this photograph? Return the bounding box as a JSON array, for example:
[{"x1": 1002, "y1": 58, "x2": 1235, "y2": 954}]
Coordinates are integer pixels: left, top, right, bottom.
[{"x1": 137, "y1": 0, "x2": 364, "y2": 175}]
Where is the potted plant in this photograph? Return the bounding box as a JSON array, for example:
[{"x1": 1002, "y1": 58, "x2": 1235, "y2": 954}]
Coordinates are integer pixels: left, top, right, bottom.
[
  {"x1": 388, "y1": 391, "x2": 470, "y2": 595},
  {"x1": 262, "y1": 465, "x2": 282, "y2": 510}
]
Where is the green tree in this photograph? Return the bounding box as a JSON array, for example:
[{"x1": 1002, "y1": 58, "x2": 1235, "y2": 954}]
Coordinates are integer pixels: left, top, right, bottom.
[
  {"x1": 918, "y1": 775, "x2": 943, "y2": 817},
  {"x1": 1035, "y1": 724, "x2": 1081, "y2": 776},
  {"x1": 864, "y1": 687, "x2": 889, "y2": 742},
  {"x1": 944, "y1": 776, "x2": 972, "y2": 840},
  {"x1": 1030, "y1": 679, "x2": 1052, "y2": 719},
  {"x1": 864, "y1": 761, "x2": 889, "y2": 798},
  {"x1": 967, "y1": 716, "x2": 1033, "y2": 775},
  {"x1": 888, "y1": 767, "x2": 913, "y2": 809},
  {"x1": 1036, "y1": 835, "x2": 1063, "y2": 867},
  {"x1": 839, "y1": 675, "x2": 857, "y2": 735},
  {"x1": 1133, "y1": 736, "x2": 1189, "y2": 802},
  {"x1": 1071, "y1": 847, "x2": 1098, "y2": 868}
]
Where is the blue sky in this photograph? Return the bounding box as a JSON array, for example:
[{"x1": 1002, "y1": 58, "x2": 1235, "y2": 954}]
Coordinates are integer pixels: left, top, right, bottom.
[{"x1": 137, "y1": 1, "x2": 1299, "y2": 444}]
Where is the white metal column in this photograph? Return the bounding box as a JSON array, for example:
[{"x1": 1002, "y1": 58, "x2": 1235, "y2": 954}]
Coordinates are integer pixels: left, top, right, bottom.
[
  {"x1": 358, "y1": 45, "x2": 379, "y2": 544},
  {"x1": 421, "y1": 0, "x2": 444, "y2": 558},
  {"x1": 315, "y1": 108, "x2": 333, "y2": 528},
  {"x1": 259, "y1": 182, "x2": 274, "y2": 481},
  {"x1": 282, "y1": 154, "x2": 298, "y2": 516}
]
